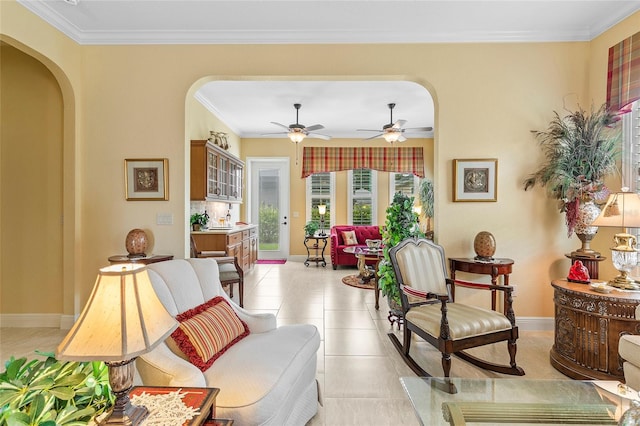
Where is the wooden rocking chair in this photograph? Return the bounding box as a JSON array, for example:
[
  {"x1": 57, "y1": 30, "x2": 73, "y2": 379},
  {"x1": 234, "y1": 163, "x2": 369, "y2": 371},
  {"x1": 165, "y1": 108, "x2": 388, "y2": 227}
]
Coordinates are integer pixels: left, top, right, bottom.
[{"x1": 388, "y1": 237, "x2": 525, "y2": 379}]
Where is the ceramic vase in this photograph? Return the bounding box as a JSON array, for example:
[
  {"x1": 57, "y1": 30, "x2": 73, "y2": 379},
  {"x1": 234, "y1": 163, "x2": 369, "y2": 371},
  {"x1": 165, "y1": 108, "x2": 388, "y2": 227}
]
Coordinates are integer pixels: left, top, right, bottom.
[{"x1": 572, "y1": 200, "x2": 601, "y2": 257}]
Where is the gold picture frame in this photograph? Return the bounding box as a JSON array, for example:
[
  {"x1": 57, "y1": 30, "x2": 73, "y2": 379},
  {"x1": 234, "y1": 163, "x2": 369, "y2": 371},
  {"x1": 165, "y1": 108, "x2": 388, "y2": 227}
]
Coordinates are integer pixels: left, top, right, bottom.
[
  {"x1": 125, "y1": 158, "x2": 169, "y2": 201},
  {"x1": 453, "y1": 158, "x2": 497, "y2": 202}
]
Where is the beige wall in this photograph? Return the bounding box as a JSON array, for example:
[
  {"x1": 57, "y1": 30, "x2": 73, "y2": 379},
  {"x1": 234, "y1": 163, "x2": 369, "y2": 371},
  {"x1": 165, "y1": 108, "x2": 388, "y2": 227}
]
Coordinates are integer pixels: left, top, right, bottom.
[
  {"x1": 1, "y1": 44, "x2": 64, "y2": 314},
  {"x1": 1, "y1": 0, "x2": 639, "y2": 321}
]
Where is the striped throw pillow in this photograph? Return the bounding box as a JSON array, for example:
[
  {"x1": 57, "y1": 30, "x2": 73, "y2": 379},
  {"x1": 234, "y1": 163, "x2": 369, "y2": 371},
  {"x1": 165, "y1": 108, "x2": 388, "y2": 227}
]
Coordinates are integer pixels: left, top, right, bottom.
[{"x1": 171, "y1": 296, "x2": 250, "y2": 371}]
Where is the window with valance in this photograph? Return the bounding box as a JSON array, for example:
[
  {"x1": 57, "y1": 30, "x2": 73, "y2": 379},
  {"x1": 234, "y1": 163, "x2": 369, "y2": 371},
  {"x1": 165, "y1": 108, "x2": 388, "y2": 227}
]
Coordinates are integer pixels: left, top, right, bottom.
[
  {"x1": 607, "y1": 30, "x2": 640, "y2": 114},
  {"x1": 301, "y1": 146, "x2": 425, "y2": 178}
]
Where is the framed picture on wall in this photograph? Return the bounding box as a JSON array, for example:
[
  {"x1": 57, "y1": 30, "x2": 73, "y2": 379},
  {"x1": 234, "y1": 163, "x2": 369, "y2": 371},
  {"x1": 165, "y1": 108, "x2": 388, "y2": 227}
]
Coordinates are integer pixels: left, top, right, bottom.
[
  {"x1": 453, "y1": 158, "x2": 497, "y2": 202},
  {"x1": 125, "y1": 158, "x2": 169, "y2": 201}
]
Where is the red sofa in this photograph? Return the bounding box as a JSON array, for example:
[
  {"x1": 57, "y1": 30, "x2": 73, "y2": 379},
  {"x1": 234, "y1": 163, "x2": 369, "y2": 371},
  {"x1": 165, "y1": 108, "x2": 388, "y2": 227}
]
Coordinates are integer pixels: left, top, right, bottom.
[{"x1": 330, "y1": 225, "x2": 382, "y2": 270}]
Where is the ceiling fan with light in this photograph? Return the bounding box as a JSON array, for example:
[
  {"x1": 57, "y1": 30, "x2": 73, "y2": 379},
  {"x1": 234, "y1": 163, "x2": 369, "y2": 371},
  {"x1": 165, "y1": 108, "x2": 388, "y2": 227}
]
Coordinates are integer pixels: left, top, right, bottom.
[
  {"x1": 265, "y1": 103, "x2": 331, "y2": 143},
  {"x1": 358, "y1": 103, "x2": 433, "y2": 143}
]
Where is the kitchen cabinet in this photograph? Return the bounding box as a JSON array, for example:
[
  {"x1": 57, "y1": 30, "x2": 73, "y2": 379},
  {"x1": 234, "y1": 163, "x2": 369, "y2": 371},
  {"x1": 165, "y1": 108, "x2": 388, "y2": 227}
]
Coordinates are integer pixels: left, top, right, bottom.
[
  {"x1": 191, "y1": 225, "x2": 257, "y2": 272},
  {"x1": 191, "y1": 140, "x2": 244, "y2": 202}
]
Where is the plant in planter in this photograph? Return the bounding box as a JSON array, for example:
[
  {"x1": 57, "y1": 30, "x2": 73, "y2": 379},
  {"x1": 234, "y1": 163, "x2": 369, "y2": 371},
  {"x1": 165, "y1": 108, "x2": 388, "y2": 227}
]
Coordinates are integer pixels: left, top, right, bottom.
[
  {"x1": 377, "y1": 192, "x2": 424, "y2": 308},
  {"x1": 523, "y1": 103, "x2": 621, "y2": 255},
  {"x1": 190, "y1": 212, "x2": 209, "y2": 231},
  {"x1": 304, "y1": 221, "x2": 319, "y2": 237},
  {"x1": 417, "y1": 178, "x2": 434, "y2": 239},
  {"x1": 0, "y1": 352, "x2": 113, "y2": 425}
]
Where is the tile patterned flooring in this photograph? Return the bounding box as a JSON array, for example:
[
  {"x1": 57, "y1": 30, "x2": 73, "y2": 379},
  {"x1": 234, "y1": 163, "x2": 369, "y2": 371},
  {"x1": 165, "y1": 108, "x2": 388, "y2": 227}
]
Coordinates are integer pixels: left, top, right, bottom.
[{"x1": 0, "y1": 260, "x2": 567, "y2": 425}]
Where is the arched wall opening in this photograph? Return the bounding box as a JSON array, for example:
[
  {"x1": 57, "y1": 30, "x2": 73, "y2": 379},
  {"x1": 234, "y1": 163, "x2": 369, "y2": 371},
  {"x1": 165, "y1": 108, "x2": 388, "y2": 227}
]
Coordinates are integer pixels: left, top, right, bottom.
[
  {"x1": 184, "y1": 76, "x2": 439, "y2": 258},
  {"x1": 0, "y1": 36, "x2": 77, "y2": 327}
]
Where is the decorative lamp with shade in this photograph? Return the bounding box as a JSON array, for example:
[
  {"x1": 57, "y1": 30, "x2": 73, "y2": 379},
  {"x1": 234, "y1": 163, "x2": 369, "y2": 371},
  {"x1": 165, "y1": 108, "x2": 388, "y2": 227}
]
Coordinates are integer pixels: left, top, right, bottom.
[
  {"x1": 57, "y1": 263, "x2": 178, "y2": 425},
  {"x1": 317, "y1": 204, "x2": 327, "y2": 236},
  {"x1": 591, "y1": 189, "x2": 640, "y2": 290}
]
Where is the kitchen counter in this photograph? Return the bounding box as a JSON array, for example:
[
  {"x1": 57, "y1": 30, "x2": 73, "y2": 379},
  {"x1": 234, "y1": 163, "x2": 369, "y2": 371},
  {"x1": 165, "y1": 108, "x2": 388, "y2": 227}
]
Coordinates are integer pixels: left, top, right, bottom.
[{"x1": 191, "y1": 223, "x2": 257, "y2": 235}]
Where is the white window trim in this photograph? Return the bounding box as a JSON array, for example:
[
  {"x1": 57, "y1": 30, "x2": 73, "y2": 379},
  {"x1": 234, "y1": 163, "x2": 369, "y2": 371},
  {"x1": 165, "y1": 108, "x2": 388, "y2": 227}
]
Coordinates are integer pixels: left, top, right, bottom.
[
  {"x1": 305, "y1": 172, "x2": 336, "y2": 226},
  {"x1": 347, "y1": 169, "x2": 378, "y2": 225}
]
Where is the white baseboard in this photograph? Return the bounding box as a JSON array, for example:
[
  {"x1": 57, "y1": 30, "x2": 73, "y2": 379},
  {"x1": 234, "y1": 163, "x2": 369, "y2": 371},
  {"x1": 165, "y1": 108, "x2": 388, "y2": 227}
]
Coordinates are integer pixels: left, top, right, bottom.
[
  {"x1": 517, "y1": 317, "x2": 554, "y2": 331},
  {"x1": 0, "y1": 314, "x2": 74, "y2": 330}
]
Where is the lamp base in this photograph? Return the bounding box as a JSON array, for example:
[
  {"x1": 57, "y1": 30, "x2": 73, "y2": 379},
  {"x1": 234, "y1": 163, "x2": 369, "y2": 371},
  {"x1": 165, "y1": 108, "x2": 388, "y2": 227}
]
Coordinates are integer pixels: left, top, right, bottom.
[
  {"x1": 610, "y1": 274, "x2": 640, "y2": 290},
  {"x1": 100, "y1": 359, "x2": 148, "y2": 426}
]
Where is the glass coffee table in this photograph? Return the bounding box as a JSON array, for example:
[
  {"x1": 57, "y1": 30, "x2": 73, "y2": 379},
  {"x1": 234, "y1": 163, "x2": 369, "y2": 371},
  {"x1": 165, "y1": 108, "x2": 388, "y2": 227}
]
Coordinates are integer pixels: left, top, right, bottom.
[
  {"x1": 343, "y1": 246, "x2": 383, "y2": 309},
  {"x1": 401, "y1": 377, "x2": 638, "y2": 425}
]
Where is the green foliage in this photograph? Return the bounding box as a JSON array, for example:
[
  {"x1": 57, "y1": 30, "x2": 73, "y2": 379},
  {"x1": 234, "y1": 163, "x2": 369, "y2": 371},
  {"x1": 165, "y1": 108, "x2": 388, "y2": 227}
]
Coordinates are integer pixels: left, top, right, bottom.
[
  {"x1": 418, "y1": 179, "x2": 434, "y2": 219},
  {"x1": 259, "y1": 203, "x2": 279, "y2": 244},
  {"x1": 304, "y1": 221, "x2": 319, "y2": 237},
  {"x1": 352, "y1": 203, "x2": 372, "y2": 225},
  {"x1": 190, "y1": 212, "x2": 209, "y2": 226},
  {"x1": 0, "y1": 352, "x2": 113, "y2": 426},
  {"x1": 523, "y1": 104, "x2": 621, "y2": 234},
  {"x1": 377, "y1": 193, "x2": 424, "y2": 306}
]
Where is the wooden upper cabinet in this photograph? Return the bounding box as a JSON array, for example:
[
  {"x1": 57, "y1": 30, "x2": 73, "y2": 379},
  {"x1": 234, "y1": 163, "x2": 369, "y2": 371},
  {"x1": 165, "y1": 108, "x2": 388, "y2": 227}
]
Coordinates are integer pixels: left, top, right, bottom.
[{"x1": 191, "y1": 140, "x2": 244, "y2": 202}]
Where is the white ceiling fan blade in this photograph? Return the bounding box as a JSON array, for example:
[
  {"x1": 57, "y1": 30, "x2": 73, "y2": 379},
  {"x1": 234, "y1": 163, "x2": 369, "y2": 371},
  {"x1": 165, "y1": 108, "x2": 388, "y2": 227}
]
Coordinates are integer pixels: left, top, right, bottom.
[
  {"x1": 305, "y1": 124, "x2": 324, "y2": 132},
  {"x1": 261, "y1": 131, "x2": 289, "y2": 136},
  {"x1": 404, "y1": 126, "x2": 433, "y2": 132},
  {"x1": 363, "y1": 133, "x2": 383, "y2": 140},
  {"x1": 357, "y1": 129, "x2": 384, "y2": 132},
  {"x1": 271, "y1": 122, "x2": 291, "y2": 131},
  {"x1": 398, "y1": 135, "x2": 408, "y2": 142},
  {"x1": 307, "y1": 133, "x2": 331, "y2": 140},
  {"x1": 391, "y1": 119, "x2": 407, "y2": 130}
]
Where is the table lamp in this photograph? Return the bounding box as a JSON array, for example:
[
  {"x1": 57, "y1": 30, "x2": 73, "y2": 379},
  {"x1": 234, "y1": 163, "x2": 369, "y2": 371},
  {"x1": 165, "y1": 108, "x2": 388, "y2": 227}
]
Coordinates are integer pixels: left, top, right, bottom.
[
  {"x1": 591, "y1": 189, "x2": 640, "y2": 290},
  {"x1": 57, "y1": 263, "x2": 178, "y2": 425},
  {"x1": 318, "y1": 204, "x2": 327, "y2": 236}
]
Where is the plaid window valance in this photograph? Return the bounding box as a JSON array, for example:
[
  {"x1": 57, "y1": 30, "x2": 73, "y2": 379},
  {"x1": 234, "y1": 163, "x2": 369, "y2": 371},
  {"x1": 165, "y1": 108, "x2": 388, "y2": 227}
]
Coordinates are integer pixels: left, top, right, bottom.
[
  {"x1": 301, "y1": 146, "x2": 424, "y2": 178},
  {"x1": 607, "y1": 31, "x2": 640, "y2": 114}
]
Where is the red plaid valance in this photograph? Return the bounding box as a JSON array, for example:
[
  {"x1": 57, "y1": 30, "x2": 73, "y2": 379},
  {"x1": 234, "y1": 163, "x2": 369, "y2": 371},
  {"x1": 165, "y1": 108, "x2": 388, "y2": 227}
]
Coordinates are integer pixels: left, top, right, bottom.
[
  {"x1": 607, "y1": 31, "x2": 640, "y2": 114},
  {"x1": 301, "y1": 146, "x2": 424, "y2": 178}
]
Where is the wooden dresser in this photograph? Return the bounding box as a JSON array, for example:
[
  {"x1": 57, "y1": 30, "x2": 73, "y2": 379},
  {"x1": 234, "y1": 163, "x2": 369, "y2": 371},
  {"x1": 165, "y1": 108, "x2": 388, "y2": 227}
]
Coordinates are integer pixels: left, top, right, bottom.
[
  {"x1": 191, "y1": 225, "x2": 257, "y2": 272},
  {"x1": 550, "y1": 279, "x2": 640, "y2": 381}
]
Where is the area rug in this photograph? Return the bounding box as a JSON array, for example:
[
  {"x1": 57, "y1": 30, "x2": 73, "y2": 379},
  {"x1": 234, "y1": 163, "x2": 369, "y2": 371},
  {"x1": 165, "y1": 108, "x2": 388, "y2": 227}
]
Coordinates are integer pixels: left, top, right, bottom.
[
  {"x1": 341, "y1": 274, "x2": 375, "y2": 290},
  {"x1": 256, "y1": 259, "x2": 287, "y2": 264}
]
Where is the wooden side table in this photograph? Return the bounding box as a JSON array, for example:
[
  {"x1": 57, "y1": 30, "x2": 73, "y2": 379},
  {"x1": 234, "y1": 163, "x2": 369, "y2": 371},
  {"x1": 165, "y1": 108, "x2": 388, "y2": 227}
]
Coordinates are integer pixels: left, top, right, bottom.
[
  {"x1": 448, "y1": 257, "x2": 514, "y2": 311},
  {"x1": 304, "y1": 235, "x2": 328, "y2": 267},
  {"x1": 550, "y1": 279, "x2": 640, "y2": 381},
  {"x1": 108, "y1": 254, "x2": 174, "y2": 265},
  {"x1": 128, "y1": 386, "x2": 232, "y2": 425}
]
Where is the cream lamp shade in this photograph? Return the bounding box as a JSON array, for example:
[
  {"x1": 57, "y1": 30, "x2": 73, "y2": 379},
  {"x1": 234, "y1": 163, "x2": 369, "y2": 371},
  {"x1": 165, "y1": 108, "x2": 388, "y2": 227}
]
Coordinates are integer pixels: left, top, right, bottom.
[
  {"x1": 57, "y1": 263, "x2": 178, "y2": 425},
  {"x1": 318, "y1": 204, "x2": 327, "y2": 215},
  {"x1": 591, "y1": 191, "x2": 640, "y2": 229},
  {"x1": 57, "y1": 263, "x2": 178, "y2": 361}
]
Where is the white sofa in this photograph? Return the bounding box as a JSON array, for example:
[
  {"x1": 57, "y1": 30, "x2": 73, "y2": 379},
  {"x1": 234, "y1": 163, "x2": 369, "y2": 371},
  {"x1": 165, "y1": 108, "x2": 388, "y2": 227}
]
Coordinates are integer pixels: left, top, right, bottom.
[
  {"x1": 619, "y1": 334, "x2": 640, "y2": 391},
  {"x1": 136, "y1": 258, "x2": 321, "y2": 425}
]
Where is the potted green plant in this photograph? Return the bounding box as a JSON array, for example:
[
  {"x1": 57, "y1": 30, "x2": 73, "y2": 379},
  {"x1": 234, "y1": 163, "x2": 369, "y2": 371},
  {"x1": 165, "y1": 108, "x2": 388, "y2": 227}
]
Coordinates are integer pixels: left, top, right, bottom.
[
  {"x1": 304, "y1": 221, "x2": 319, "y2": 237},
  {"x1": 377, "y1": 192, "x2": 424, "y2": 308},
  {"x1": 190, "y1": 212, "x2": 209, "y2": 231},
  {"x1": 523, "y1": 104, "x2": 621, "y2": 253},
  {"x1": 417, "y1": 178, "x2": 434, "y2": 239},
  {"x1": 0, "y1": 352, "x2": 113, "y2": 425}
]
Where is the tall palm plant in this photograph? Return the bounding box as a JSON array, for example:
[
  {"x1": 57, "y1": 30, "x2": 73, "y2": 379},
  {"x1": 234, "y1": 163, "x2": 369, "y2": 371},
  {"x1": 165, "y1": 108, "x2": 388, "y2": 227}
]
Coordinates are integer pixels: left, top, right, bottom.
[{"x1": 523, "y1": 104, "x2": 621, "y2": 236}]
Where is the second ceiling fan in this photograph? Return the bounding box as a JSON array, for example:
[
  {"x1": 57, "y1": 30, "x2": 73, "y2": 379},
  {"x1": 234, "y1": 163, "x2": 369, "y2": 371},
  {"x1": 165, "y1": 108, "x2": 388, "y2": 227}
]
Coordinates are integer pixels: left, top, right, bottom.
[{"x1": 358, "y1": 103, "x2": 433, "y2": 143}]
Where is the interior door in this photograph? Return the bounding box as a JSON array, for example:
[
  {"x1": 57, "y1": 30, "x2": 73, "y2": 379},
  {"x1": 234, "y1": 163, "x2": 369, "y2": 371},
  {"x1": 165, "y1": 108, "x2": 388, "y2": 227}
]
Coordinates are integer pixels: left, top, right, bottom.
[{"x1": 248, "y1": 158, "x2": 290, "y2": 260}]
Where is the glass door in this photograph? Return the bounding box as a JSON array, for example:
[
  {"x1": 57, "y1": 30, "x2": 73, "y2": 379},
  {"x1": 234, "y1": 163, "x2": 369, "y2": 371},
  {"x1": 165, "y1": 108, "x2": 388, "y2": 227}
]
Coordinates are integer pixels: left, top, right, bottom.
[{"x1": 248, "y1": 158, "x2": 290, "y2": 260}]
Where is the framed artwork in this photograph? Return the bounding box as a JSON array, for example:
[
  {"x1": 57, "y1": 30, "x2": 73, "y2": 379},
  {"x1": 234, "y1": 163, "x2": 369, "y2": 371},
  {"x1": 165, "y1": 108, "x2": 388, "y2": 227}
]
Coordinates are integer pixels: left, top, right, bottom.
[
  {"x1": 453, "y1": 158, "x2": 497, "y2": 202},
  {"x1": 125, "y1": 158, "x2": 169, "y2": 201}
]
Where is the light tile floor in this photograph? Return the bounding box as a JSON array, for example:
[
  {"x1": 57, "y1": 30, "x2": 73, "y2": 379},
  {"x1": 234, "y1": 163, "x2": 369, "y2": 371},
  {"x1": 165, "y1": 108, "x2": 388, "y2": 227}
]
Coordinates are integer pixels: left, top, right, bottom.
[{"x1": 0, "y1": 260, "x2": 567, "y2": 425}]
